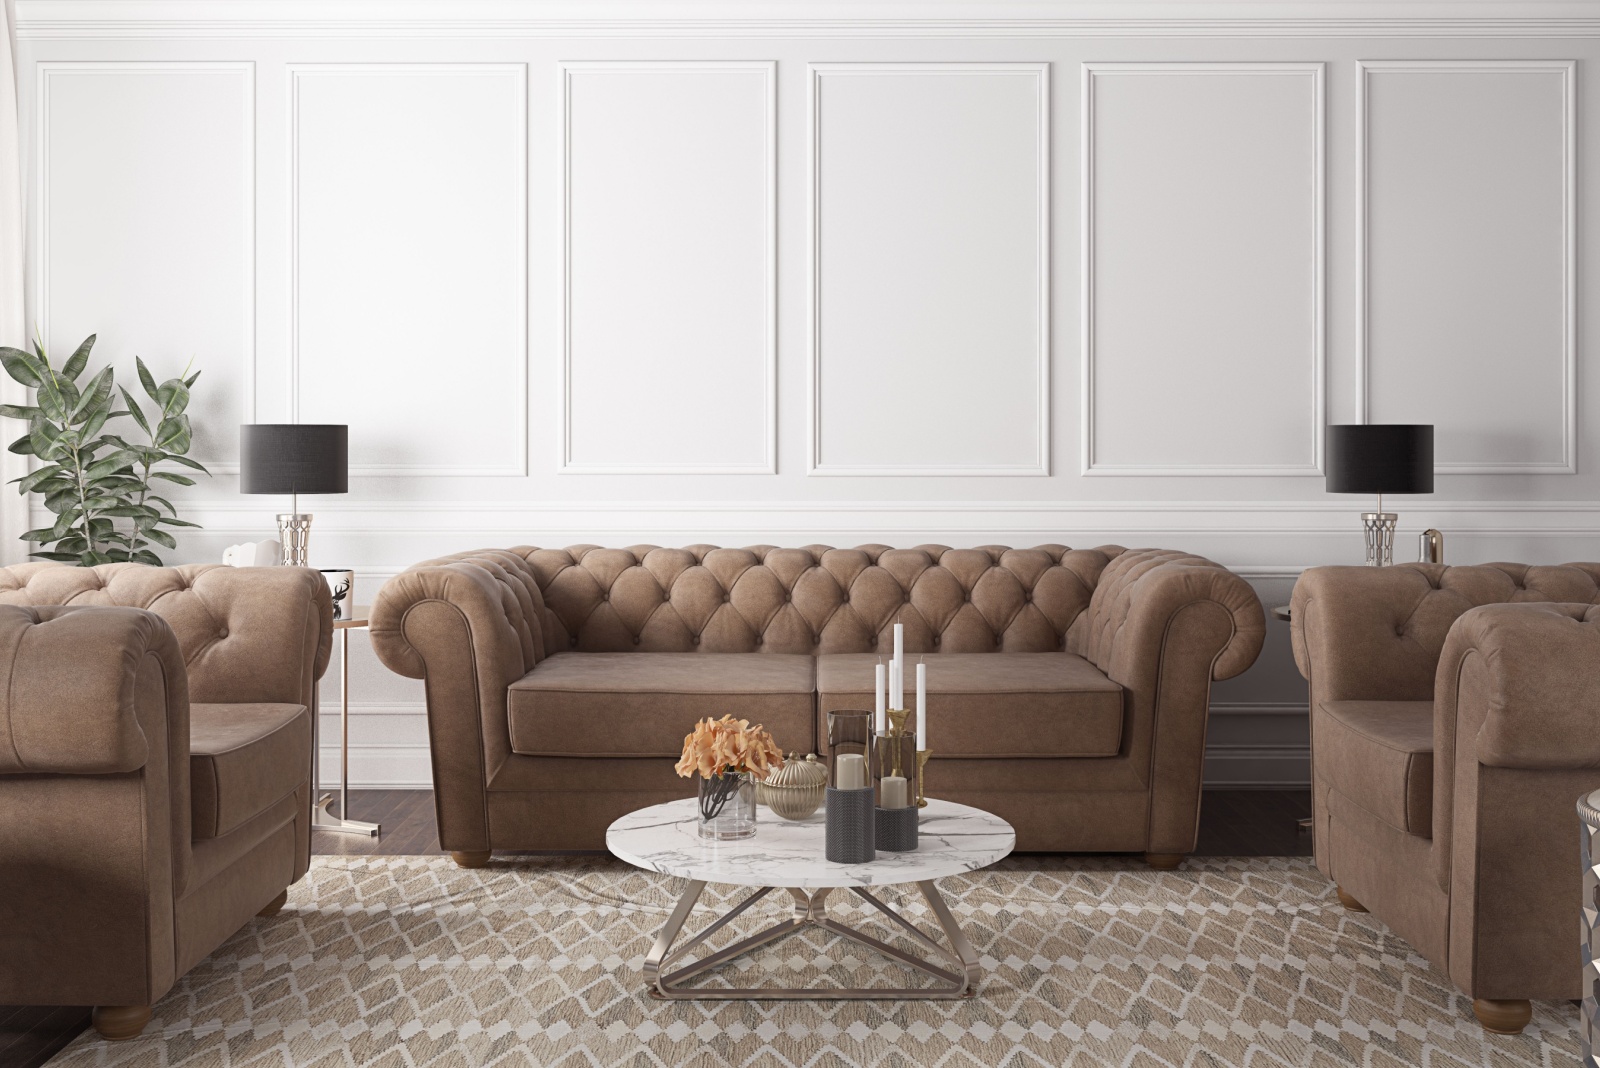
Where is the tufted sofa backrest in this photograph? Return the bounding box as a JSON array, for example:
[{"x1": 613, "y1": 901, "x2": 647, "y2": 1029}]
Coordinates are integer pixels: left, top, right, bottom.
[
  {"x1": 1290, "y1": 561, "x2": 1600, "y2": 702},
  {"x1": 0, "y1": 562, "x2": 334, "y2": 705}
]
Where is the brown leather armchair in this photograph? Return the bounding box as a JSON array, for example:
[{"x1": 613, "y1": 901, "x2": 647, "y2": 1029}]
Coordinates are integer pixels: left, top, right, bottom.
[
  {"x1": 0, "y1": 563, "x2": 332, "y2": 1040},
  {"x1": 1292, "y1": 562, "x2": 1600, "y2": 1034}
]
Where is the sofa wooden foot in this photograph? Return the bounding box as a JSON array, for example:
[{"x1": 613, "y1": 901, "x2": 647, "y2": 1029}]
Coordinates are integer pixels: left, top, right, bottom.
[
  {"x1": 451, "y1": 850, "x2": 492, "y2": 869},
  {"x1": 257, "y1": 889, "x2": 288, "y2": 918},
  {"x1": 1335, "y1": 886, "x2": 1368, "y2": 912},
  {"x1": 1144, "y1": 853, "x2": 1185, "y2": 871},
  {"x1": 92, "y1": 1005, "x2": 151, "y2": 1041},
  {"x1": 1472, "y1": 998, "x2": 1532, "y2": 1035}
]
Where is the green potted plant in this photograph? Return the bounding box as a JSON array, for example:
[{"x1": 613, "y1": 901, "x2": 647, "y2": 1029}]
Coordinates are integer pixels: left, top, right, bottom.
[{"x1": 0, "y1": 333, "x2": 209, "y2": 565}]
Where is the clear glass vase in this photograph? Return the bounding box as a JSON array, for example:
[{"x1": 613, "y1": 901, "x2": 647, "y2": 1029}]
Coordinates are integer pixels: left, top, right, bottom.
[{"x1": 698, "y1": 771, "x2": 757, "y2": 841}]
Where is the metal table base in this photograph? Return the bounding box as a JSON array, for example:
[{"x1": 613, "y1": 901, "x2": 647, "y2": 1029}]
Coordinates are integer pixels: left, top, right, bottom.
[
  {"x1": 642, "y1": 879, "x2": 981, "y2": 1000},
  {"x1": 313, "y1": 615, "x2": 380, "y2": 837}
]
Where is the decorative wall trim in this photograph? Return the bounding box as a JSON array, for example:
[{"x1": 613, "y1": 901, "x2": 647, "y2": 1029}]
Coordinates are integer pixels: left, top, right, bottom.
[
  {"x1": 1080, "y1": 61, "x2": 1325, "y2": 477},
  {"x1": 558, "y1": 60, "x2": 777, "y2": 475},
  {"x1": 1357, "y1": 59, "x2": 1577, "y2": 474},
  {"x1": 287, "y1": 62, "x2": 529, "y2": 477},
  {"x1": 17, "y1": 2, "x2": 1600, "y2": 39},
  {"x1": 35, "y1": 60, "x2": 255, "y2": 475},
  {"x1": 807, "y1": 61, "x2": 1050, "y2": 477}
]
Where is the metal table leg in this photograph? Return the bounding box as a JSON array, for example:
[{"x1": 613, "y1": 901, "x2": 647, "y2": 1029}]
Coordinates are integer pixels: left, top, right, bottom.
[
  {"x1": 644, "y1": 877, "x2": 980, "y2": 1000},
  {"x1": 313, "y1": 623, "x2": 380, "y2": 836}
]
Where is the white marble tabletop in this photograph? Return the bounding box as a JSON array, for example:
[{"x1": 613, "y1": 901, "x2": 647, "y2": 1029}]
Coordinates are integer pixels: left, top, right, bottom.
[{"x1": 606, "y1": 798, "x2": 1015, "y2": 889}]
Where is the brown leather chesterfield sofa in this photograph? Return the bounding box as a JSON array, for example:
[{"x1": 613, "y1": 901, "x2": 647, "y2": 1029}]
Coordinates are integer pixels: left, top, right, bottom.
[
  {"x1": 372, "y1": 544, "x2": 1264, "y2": 865},
  {"x1": 1291, "y1": 562, "x2": 1600, "y2": 1035},
  {"x1": 0, "y1": 563, "x2": 333, "y2": 1040}
]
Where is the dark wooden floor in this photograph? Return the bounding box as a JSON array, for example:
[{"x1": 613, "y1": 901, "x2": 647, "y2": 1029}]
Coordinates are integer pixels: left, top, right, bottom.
[{"x1": 1, "y1": 788, "x2": 1310, "y2": 1067}]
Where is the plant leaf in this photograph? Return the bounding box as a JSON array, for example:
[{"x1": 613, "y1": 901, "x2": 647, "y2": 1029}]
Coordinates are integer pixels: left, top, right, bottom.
[
  {"x1": 71, "y1": 365, "x2": 114, "y2": 421},
  {"x1": 0, "y1": 404, "x2": 38, "y2": 420},
  {"x1": 30, "y1": 551, "x2": 83, "y2": 562},
  {"x1": 155, "y1": 516, "x2": 200, "y2": 528},
  {"x1": 60, "y1": 335, "x2": 95, "y2": 381},
  {"x1": 143, "y1": 527, "x2": 177, "y2": 549},
  {"x1": 118, "y1": 387, "x2": 151, "y2": 435},
  {"x1": 150, "y1": 471, "x2": 195, "y2": 485},
  {"x1": 0, "y1": 347, "x2": 43, "y2": 387},
  {"x1": 7, "y1": 432, "x2": 33, "y2": 456},
  {"x1": 136, "y1": 356, "x2": 158, "y2": 400},
  {"x1": 163, "y1": 454, "x2": 207, "y2": 472}
]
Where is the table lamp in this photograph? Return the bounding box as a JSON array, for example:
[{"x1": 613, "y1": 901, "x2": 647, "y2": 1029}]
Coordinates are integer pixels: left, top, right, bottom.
[
  {"x1": 1326, "y1": 424, "x2": 1433, "y2": 566},
  {"x1": 240, "y1": 424, "x2": 348, "y2": 566}
]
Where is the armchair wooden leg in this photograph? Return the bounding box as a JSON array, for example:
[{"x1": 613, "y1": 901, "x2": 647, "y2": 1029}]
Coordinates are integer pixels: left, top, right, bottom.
[
  {"x1": 1144, "y1": 853, "x2": 1185, "y2": 871},
  {"x1": 257, "y1": 889, "x2": 288, "y2": 918},
  {"x1": 1335, "y1": 886, "x2": 1368, "y2": 912},
  {"x1": 451, "y1": 850, "x2": 492, "y2": 869},
  {"x1": 92, "y1": 1005, "x2": 151, "y2": 1041},
  {"x1": 1472, "y1": 999, "x2": 1532, "y2": 1035}
]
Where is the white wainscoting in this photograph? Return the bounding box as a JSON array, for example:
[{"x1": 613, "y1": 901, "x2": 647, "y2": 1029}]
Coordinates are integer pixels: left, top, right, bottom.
[
  {"x1": 808, "y1": 62, "x2": 1049, "y2": 476},
  {"x1": 289, "y1": 62, "x2": 527, "y2": 476},
  {"x1": 13, "y1": 2, "x2": 1600, "y2": 790},
  {"x1": 1082, "y1": 62, "x2": 1324, "y2": 477},
  {"x1": 560, "y1": 61, "x2": 775, "y2": 474},
  {"x1": 36, "y1": 61, "x2": 254, "y2": 472},
  {"x1": 1359, "y1": 59, "x2": 1576, "y2": 474}
]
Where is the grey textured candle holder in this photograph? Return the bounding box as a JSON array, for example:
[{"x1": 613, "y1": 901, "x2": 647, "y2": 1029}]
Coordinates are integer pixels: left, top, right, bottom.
[
  {"x1": 825, "y1": 786, "x2": 875, "y2": 863},
  {"x1": 874, "y1": 805, "x2": 918, "y2": 852}
]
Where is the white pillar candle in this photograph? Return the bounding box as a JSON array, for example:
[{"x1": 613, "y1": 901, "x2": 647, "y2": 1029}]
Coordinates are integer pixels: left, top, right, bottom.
[
  {"x1": 874, "y1": 659, "x2": 886, "y2": 734},
  {"x1": 916, "y1": 660, "x2": 927, "y2": 751},
  {"x1": 834, "y1": 753, "x2": 866, "y2": 791},
  {"x1": 880, "y1": 775, "x2": 908, "y2": 810},
  {"x1": 893, "y1": 623, "x2": 905, "y2": 709}
]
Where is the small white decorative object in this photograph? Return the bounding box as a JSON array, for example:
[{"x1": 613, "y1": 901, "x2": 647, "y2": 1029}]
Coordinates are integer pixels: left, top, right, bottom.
[
  {"x1": 222, "y1": 540, "x2": 282, "y2": 568},
  {"x1": 319, "y1": 569, "x2": 355, "y2": 621}
]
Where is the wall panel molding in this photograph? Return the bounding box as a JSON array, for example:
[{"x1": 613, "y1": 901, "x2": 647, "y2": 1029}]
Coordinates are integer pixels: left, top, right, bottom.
[
  {"x1": 18, "y1": 2, "x2": 1600, "y2": 39},
  {"x1": 559, "y1": 60, "x2": 776, "y2": 474},
  {"x1": 36, "y1": 60, "x2": 255, "y2": 474},
  {"x1": 288, "y1": 62, "x2": 528, "y2": 477},
  {"x1": 1081, "y1": 61, "x2": 1324, "y2": 477},
  {"x1": 808, "y1": 61, "x2": 1049, "y2": 477},
  {"x1": 1358, "y1": 59, "x2": 1576, "y2": 474}
]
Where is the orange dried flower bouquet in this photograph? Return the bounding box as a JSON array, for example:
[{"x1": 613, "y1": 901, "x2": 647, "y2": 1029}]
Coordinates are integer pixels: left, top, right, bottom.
[{"x1": 675, "y1": 715, "x2": 783, "y2": 781}]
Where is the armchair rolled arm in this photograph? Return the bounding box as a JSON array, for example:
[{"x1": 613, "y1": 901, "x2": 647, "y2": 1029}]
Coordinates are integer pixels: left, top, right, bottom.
[
  {"x1": 1436, "y1": 601, "x2": 1600, "y2": 771},
  {"x1": 0, "y1": 604, "x2": 187, "y2": 776}
]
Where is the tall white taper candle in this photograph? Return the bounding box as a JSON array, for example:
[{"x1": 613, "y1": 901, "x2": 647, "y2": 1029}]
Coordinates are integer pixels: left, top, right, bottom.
[
  {"x1": 893, "y1": 623, "x2": 905, "y2": 709},
  {"x1": 916, "y1": 660, "x2": 927, "y2": 750},
  {"x1": 874, "y1": 659, "x2": 886, "y2": 734}
]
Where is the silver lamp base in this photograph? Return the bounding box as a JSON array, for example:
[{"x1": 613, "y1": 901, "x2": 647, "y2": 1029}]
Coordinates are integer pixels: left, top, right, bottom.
[
  {"x1": 277, "y1": 513, "x2": 312, "y2": 567},
  {"x1": 1361, "y1": 512, "x2": 1399, "y2": 567}
]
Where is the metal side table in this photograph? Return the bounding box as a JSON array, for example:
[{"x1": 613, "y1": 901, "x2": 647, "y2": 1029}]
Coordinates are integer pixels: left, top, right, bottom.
[{"x1": 312, "y1": 606, "x2": 380, "y2": 837}]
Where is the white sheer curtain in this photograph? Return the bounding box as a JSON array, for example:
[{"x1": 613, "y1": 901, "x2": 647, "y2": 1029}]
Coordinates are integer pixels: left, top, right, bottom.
[{"x1": 0, "y1": 0, "x2": 25, "y2": 563}]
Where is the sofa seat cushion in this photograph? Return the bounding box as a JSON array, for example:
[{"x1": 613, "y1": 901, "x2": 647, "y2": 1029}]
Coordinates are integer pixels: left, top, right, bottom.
[
  {"x1": 1317, "y1": 700, "x2": 1434, "y2": 838},
  {"x1": 508, "y1": 653, "x2": 816, "y2": 758},
  {"x1": 816, "y1": 653, "x2": 1124, "y2": 758},
  {"x1": 189, "y1": 702, "x2": 310, "y2": 840}
]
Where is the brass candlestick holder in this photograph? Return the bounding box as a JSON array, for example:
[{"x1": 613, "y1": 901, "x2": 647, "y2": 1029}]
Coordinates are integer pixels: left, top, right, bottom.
[
  {"x1": 915, "y1": 749, "x2": 932, "y2": 808},
  {"x1": 875, "y1": 708, "x2": 923, "y2": 807}
]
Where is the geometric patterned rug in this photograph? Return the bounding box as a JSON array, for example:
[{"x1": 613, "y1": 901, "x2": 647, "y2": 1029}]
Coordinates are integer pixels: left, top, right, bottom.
[{"x1": 45, "y1": 855, "x2": 1580, "y2": 1066}]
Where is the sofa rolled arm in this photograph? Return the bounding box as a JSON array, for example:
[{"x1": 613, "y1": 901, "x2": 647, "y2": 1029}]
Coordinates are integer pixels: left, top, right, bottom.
[
  {"x1": 1079, "y1": 550, "x2": 1265, "y2": 685},
  {"x1": 0, "y1": 604, "x2": 187, "y2": 776},
  {"x1": 1074, "y1": 550, "x2": 1265, "y2": 856},
  {"x1": 370, "y1": 552, "x2": 545, "y2": 852}
]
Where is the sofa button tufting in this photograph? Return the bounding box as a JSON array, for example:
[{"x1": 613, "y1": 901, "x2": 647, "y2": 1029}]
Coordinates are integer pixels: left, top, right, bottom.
[
  {"x1": 569, "y1": 637, "x2": 578, "y2": 647},
  {"x1": 632, "y1": 636, "x2": 640, "y2": 645},
  {"x1": 692, "y1": 636, "x2": 700, "y2": 646},
  {"x1": 754, "y1": 636, "x2": 763, "y2": 646},
  {"x1": 932, "y1": 635, "x2": 941, "y2": 646}
]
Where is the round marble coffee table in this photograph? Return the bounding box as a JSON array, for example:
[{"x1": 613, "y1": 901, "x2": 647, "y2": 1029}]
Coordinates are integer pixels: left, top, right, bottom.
[{"x1": 606, "y1": 797, "x2": 1014, "y2": 1000}]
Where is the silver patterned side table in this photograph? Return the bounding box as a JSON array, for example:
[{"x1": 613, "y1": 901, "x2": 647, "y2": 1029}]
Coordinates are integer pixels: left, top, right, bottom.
[{"x1": 1579, "y1": 789, "x2": 1600, "y2": 1064}]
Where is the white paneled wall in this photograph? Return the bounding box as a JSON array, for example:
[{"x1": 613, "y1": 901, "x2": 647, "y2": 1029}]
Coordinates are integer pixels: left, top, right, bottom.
[{"x1": 12, "y1": 0, "x2": 1600, "y2": 790}]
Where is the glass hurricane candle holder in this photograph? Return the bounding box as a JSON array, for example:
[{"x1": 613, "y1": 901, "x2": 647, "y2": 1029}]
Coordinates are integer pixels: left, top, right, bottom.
[{"x1": 698, "y1": 770, "x2": 757, "y2": 841}]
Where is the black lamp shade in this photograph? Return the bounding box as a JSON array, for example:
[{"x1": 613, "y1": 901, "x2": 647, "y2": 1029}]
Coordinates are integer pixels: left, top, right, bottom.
[
  {"x1": 240, "y1": 424, "x2": 348, "y2": 495},
  {"x1": 1326, "y1": 424, "x2": 1434, "y2": 494}
]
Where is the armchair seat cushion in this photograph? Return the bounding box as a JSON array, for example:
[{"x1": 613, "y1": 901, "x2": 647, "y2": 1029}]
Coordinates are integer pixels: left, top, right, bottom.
[
  {"x1": 189, "y1": 703, "x2": 311, "y2": 840},
  {"x1": 508, "y1": 653, "x2": 816, "y2": 758},
  {"x1": 1317, "y1": 700, "x2": 1434, "y2": 837},
  {"x1": 817, "y1": 653, "x2": 1124, "y2": 758}
]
